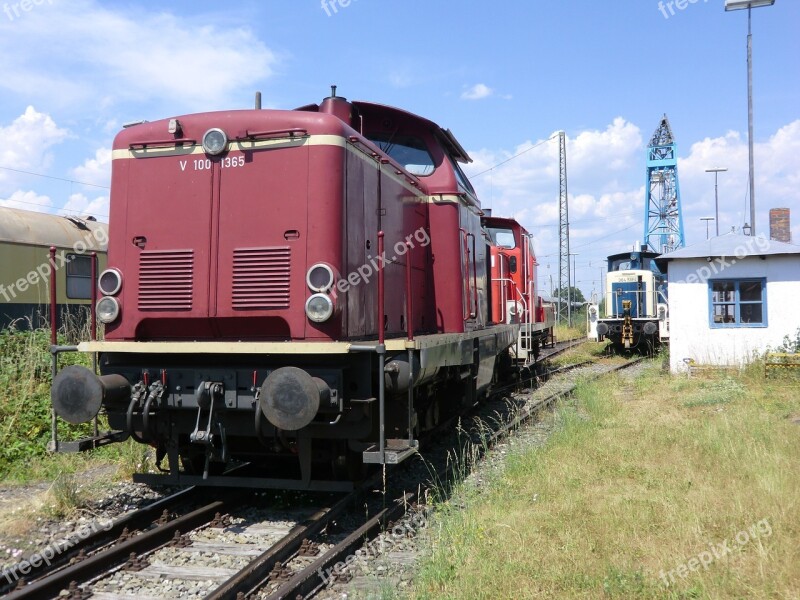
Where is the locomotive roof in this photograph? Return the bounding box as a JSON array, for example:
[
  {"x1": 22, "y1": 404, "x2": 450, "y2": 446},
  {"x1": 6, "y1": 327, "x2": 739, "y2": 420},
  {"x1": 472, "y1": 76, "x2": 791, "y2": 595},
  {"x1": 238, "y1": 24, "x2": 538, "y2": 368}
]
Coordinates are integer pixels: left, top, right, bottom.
[
  {"x1": 607, "y1": 249, "x2": 661, "y2": 261},
  {"x1": 352, "y1": 101, "x2": 473, "y2": 164},
  {"x1": 0, "y1": 206, "x2": 108, "y2": 250}
]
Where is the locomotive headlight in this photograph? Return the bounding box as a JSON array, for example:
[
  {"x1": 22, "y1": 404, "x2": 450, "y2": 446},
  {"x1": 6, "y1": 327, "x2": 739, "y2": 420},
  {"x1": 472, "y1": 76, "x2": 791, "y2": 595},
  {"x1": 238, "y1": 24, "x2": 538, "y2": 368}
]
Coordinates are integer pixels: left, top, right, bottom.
[
  {"x1": 306, "y1": 263, "x2": 335, "y2": 292},
  {"x1": 98, "y1": 268, "x2": 123, "y2": 296},
  {"x1": 202, "y1": 128, "x2": 228, "y2": 155},
  {"x1": 96, "y1": 297, "x2": 120, "y2": 324},
  {"x1": 305, "y1": 293, "x2": 334, "y2": 323}
]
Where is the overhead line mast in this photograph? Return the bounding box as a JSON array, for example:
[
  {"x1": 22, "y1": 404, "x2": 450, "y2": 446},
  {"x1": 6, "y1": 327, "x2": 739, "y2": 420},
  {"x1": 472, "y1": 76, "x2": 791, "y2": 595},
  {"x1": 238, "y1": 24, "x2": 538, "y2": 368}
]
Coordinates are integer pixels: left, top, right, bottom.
[
  {"x1": 557, "y1": 130, "x2": 571, "y2": 325},
  {"x1": 643, "y1": 115, "x2": 685, "y2": 253}
]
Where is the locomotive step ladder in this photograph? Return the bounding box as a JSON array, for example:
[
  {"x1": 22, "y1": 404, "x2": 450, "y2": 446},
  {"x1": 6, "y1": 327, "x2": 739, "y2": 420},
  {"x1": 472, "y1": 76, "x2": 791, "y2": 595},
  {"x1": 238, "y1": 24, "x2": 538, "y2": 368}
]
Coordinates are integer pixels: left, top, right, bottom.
[{"x1": 362, "y1": 438, "x2": 419, "y2": 465}]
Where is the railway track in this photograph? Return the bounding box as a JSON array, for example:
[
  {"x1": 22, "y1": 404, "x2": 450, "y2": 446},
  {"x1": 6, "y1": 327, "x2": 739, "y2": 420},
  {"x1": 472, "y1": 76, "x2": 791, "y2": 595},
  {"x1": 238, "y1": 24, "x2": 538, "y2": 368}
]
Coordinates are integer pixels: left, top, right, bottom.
[
  {"x1": 306, "y1": 358, "x2": 645, "y2": 599},
  {"x1": 5, "y1": 347, "x2": 637, "y2": 600}
]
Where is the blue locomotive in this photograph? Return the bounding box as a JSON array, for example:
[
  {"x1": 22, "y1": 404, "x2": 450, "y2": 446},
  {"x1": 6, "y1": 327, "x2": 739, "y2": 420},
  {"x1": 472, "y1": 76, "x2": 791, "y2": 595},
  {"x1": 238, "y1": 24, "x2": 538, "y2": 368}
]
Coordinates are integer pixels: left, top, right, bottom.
[{"x1": 587, "y1": 247, "x2": 668, "y2": 351}]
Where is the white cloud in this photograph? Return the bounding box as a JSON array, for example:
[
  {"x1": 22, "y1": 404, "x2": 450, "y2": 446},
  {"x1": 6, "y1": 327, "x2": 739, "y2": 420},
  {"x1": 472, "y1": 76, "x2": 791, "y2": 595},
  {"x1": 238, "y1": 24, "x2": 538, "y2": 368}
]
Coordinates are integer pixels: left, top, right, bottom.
[
  {"x1": 0, "y1": 189, "x2": 53, "y2": 212},
  {"x1": 0, "y1": 1, "x2": 280, "y2": 112},
  {"x1": 72, "y1": 148, "x2": 112, "y2": 188},
  {"x1": 464, "y1": 118, "x2": 800, "y2": 298},
  {"x1": 461, "y1": 84, "x2": 494, "y2": 101},
  {"x1": 0, "y1": 107, "x2": 69, "y2": 183},
  {"x1": 61, "y1": 192, "x2": 109, "y2": 221},
  {"x1": 678, "y1": 119, "x2": 800, "y2": 237}
]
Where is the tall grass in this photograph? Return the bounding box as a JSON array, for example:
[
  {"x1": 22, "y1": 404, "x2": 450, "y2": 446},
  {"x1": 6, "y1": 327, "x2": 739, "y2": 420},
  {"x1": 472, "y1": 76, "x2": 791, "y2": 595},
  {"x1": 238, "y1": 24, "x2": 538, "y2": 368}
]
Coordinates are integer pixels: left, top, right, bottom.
[
  {"x1": 0, "y1": 316, "x2": 99, "y2": 479},
  {"x1": 414, "y1": 364, "x2": 800, "y2": 599}
]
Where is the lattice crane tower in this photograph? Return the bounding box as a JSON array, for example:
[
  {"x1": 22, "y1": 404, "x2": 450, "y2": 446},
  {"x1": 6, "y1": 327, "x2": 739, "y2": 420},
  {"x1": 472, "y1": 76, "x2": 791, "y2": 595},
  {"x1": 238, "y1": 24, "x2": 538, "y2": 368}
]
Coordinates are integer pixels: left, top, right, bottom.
[{"x1": 644, "y1": 115, "x2": 685, "y2": 253}]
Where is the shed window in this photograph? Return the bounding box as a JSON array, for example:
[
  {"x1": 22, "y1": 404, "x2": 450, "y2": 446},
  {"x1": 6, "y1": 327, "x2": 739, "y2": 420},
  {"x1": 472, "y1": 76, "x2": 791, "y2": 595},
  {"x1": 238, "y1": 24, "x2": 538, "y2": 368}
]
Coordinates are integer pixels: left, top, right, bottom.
[
  {"x1": 709, "y1": 279, "x2": 766, "y2": 328},
  {"x1": 66, "y1": 254, "x2": 93, "y2": 299}
]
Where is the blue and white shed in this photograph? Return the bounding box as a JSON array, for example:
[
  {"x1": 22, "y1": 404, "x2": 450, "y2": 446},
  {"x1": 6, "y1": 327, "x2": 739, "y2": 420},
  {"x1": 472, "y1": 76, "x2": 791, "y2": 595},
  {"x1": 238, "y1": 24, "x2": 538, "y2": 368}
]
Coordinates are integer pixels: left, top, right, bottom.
[{"x1": 657, "y1": 234, "x2": 800, "y2": 372}]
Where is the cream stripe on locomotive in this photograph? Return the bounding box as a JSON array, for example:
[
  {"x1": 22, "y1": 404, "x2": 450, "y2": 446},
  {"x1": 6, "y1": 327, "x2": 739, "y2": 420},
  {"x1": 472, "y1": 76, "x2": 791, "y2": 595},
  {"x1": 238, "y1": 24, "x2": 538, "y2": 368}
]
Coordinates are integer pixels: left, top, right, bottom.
[
  {"x1": 111, "y1": 135, "x2": 476, "y2": 208},
  {"x1": 111, "y1": 134, "x2": 423, "y2": 194}
]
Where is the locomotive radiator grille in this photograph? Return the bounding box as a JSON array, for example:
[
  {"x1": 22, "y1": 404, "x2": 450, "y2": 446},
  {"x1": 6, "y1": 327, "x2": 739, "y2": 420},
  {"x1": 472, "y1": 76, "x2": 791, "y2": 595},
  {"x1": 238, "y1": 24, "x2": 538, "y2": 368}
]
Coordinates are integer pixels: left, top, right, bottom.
[
  {"x1": 232, "y1": 247, "x2": 291, "y2": 309},
  {"x1": 138, "y1": 250, "x2": 194, "y2": 310}
]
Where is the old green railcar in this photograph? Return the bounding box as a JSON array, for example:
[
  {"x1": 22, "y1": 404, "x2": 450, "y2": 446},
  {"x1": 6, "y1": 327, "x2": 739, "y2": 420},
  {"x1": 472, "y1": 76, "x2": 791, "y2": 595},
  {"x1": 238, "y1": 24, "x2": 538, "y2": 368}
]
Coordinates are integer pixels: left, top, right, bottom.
[{"x1": 0, "y1": 206, "x2": 108, "y2": 330}]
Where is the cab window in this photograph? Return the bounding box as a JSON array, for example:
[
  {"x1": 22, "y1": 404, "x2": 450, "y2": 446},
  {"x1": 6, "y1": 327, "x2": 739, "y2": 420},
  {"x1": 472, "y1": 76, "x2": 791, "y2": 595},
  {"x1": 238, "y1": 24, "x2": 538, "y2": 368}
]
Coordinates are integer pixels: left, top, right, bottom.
[
  {"x1": 487, "y1": 228, "x2": 516, "y2": 249},
  {"x1": 367, "y1": 133, "x2": 435, "y2": 176}
]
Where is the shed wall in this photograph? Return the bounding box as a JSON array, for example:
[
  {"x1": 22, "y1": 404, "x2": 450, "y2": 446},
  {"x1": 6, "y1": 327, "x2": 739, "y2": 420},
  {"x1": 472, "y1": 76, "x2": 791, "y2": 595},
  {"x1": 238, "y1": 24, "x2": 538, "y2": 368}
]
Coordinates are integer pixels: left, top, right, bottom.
[{"x1": 667, "y1": 255, "x2": 800, "y2": 372}]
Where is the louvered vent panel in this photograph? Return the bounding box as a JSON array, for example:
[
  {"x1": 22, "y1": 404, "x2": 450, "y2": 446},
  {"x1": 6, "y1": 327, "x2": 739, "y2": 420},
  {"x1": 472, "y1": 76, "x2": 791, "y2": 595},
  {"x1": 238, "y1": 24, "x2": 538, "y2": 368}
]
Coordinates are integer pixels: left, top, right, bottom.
[
  {"x1": 232, "y1": 247, "x2": 291, "y2": 309},
  {"x1": 138, "y1": 250, "x2": 194, "y2": 310}
]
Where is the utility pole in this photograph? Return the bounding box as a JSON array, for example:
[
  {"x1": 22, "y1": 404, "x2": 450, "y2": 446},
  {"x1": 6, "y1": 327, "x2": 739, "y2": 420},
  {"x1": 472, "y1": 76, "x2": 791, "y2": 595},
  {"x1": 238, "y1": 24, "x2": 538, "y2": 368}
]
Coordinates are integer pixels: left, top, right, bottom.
[
  {"x1": 558, "y1": 130, "x2": 570, "y2": 326},
  {"x1": 705, "y1": 167, "x2": 727, "y2": 236}
]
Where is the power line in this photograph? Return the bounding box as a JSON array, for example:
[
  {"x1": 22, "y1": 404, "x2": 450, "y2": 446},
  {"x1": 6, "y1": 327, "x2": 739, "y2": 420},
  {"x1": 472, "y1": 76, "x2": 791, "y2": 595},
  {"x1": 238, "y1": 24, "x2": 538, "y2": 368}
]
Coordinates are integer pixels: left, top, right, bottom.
[
  {"x1": 0, "y1": 165, "x2": 110, "y2": 190},
  {"x1": 467, "y1": 134, "x2": 559, "y2": 180}
]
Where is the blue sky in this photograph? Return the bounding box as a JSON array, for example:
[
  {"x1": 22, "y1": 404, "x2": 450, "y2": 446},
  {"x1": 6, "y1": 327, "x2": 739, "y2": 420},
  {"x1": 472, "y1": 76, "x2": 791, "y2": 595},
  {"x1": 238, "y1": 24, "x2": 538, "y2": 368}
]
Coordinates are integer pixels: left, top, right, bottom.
[{"x1": 1, "y1": 0, "x2": 798, "y2": 300}]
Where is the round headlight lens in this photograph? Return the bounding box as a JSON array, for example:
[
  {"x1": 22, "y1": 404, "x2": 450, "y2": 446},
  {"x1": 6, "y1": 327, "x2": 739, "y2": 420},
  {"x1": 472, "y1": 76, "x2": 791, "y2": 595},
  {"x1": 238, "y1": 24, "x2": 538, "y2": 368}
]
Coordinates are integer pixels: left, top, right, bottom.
[
  {"x1": 306, "y1": 263, "x2": 335, "y2": 292},
  {"x1": 305, "y1": 293, "x2": 334, "y2": 323},
  {"x1": 98, "y1": 268, "x2": 123, "y2": 296},
  {"x1": 96, "y1": 297, "x2": 120, "y2": 324},
  {"x1": 202, "y1": 128, "x2": 228, "y2": 155}
]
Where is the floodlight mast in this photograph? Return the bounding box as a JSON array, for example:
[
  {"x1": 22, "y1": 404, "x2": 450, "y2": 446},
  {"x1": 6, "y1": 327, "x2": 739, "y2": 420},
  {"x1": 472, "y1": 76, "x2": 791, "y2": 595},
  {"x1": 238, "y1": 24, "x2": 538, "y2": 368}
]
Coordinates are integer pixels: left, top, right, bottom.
[{"x1": 724, "y1": 0, "x2": 775, "y2": 236}]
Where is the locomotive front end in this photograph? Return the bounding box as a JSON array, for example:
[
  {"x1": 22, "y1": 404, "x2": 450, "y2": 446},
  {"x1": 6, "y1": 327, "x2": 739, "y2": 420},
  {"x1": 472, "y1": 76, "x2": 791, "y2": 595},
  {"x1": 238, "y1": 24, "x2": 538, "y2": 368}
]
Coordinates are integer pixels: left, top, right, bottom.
[{"x1": 52, "y1": 92, "x2": 443, "y2": 488}]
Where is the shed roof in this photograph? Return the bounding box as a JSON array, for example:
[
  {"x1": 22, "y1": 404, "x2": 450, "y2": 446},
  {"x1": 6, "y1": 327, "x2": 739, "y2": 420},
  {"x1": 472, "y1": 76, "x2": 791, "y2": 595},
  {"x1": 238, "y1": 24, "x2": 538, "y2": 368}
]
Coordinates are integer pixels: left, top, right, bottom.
[
  {"x1": 0, "y1": 206, "x2": 108, "y2": 250},
  {"x1": 657, "y1": 233, "x2": 799, "y2": 266}
]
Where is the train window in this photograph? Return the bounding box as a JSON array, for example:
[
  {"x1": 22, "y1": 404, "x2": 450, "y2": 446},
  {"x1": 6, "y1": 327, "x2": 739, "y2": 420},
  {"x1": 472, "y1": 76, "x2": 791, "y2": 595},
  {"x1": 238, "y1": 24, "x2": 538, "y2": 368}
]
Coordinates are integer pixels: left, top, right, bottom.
[
  {"x1": 610, "y1": 259, "x2": 632, "y2": 271},
  {"x1": 367, "y1": 133, "x2": 435, "y2": 176},
  {"x1": 66, "y1": 254, "x2": 93, "y2": 299},
  {"x1": 487, "y1": 228, "x2": 516, "y2": 249},
  {"x1": 709, "y1": 279, "x2": 766, "y2": 327},
  {"x1": 447, "y1": 155, "x2": 477, "y2": 195}
]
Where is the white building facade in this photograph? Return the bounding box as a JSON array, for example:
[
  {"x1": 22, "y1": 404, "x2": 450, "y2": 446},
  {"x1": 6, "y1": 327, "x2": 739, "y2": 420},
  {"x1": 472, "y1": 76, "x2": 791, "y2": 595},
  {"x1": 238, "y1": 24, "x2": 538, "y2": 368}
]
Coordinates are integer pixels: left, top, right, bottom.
[{"x1": 659, "y1": 234, "x2": 800, "y2": 373}]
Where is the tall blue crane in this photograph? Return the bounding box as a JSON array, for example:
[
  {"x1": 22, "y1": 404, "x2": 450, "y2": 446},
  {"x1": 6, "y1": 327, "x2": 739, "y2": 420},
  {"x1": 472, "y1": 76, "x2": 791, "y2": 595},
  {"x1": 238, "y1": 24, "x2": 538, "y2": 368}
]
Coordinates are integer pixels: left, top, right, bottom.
[{"x1": 644, "y1": 115, "x2": 685, "y2": 253}]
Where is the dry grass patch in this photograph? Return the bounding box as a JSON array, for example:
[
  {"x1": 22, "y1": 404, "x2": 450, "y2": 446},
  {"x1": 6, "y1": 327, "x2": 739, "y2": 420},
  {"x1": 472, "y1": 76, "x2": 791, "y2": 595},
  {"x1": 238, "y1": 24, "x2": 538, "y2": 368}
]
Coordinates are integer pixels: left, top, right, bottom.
[{"x1": 414, "y1": 364, "x2": 800, "y2": 599}]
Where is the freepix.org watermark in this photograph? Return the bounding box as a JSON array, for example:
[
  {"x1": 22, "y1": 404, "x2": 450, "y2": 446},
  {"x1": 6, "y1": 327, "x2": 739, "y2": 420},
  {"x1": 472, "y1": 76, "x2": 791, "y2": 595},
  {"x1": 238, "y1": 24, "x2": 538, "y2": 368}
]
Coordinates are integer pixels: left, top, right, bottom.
[
  {"x1": 657, "y1": 0, "x2": 709, "y2": 20},
  {"x1": 2, "y1": 517, "x2": 113, "y2": 585},
  {"x1": 321, "y1": 0, "x2": 358, "y2": 17},
  {"x1": 0, "y1": 223, "x2": 107, "y2": 303},
  {"x1": 3, "y1": 0, "x2": 53, "y2": 22},
  {"x1": 334, "y1": 227, "x2": 430, "y2": 294},
  {"x1": 318, "y1": 509, "x2": 428, "y2": 585},
  {"x1": 659, "y1": 518, "x2": 773, "y2": 587},
  {"x1": 677, "y1": 233, "x2": 772, "y2": 285}
]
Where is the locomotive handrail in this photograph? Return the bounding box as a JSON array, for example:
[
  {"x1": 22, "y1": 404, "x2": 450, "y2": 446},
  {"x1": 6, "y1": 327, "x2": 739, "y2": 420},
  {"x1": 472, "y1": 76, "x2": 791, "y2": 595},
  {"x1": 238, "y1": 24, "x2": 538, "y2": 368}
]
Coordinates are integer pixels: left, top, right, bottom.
[
  {"x1": 129, "y1": 138, "x2": 196, "y2": 149},
  {"x1": 405, "y1": 241, "x2": 414, "y2": 342},
  {"x1": 459, "y1": 229, "x2": 477, "y2": 320},
  {"x1": 377, "y1": 231, "x2": 386, "y2": 464},
  {"x1": 468, "y1": 232, "x2": 478, "y2": 318},
  {"x1": 347, "y1": 136, "x2": 423, "y2": 188},
  {"x1": 603, "y1": 289, "x2": 659, "y2": 318},
  {"x1": 491, "y1": 277, "x2": 528, "y2": 324},
  {"x1": 90, "y1": 252, "x2": 97, "y2": 342},
  {"x1": 239, "y1": 128, "x2": 308, "y2": 140}
]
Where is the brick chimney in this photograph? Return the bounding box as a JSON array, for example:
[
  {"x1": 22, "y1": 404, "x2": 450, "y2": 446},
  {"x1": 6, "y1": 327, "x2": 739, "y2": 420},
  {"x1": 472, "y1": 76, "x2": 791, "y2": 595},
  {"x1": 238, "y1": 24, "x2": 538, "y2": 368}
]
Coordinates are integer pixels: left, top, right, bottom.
[{"x1": 769, "y1": 208, "x2": 791, "y2": 243}]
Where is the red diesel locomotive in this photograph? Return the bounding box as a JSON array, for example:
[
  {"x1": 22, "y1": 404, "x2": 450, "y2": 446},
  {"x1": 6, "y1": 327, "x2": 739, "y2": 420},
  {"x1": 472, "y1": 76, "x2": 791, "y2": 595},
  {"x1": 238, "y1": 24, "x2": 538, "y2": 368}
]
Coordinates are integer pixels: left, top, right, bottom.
[{"x1": 51, "y1": 90, "x2": 554, "y2": 490}]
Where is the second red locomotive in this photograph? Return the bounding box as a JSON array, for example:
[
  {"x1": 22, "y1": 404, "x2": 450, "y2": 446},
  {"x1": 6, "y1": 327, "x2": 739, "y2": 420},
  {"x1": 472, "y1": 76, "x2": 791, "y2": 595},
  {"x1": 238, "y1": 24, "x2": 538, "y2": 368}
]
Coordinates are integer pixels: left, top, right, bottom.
[{"x1": 52, "y1": 90, "x2": 554, "y2": 489}]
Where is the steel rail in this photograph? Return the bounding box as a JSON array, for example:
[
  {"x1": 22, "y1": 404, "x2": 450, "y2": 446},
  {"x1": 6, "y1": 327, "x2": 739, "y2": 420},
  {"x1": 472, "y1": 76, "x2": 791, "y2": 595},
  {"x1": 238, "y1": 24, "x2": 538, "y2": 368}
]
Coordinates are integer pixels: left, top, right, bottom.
[
  {"x1": 262, "y1": 492, "x2": 417, "y2": 600},
  {"x1": 205, "y1": 470, "x2": 383, "y2": 600},
  {"x1": 0, "y1": 486, "x2": 200, "y2": 594},
  {"x1": 5, "y1": 494, "x2": 238, "y2": 600},
  {"x1": 263, "y1": 357, "x2": 645, "y2": 599}
]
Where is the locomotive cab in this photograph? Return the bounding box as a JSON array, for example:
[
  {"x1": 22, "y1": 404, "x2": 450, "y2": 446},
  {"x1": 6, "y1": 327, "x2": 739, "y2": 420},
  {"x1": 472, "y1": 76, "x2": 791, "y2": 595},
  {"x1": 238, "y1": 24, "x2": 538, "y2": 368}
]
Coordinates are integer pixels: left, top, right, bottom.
[{"x1": 587, "y1": 246, "x2": 668, "y2": 351}]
